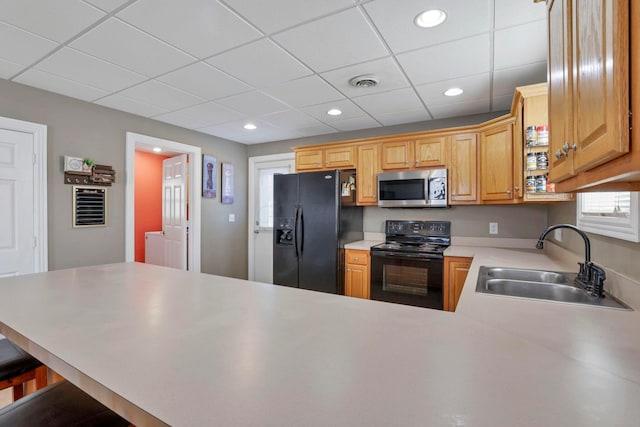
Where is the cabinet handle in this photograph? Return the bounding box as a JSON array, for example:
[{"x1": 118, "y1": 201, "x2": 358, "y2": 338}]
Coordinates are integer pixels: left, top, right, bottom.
[
  {"x1": 452, "y1": 192, "x2": 456, "y2": 197},
  {"x1": 514, "y1": 186, "x2": 520, "y2": 191},
  {"x1": 404, "y1": 160, "x2": 408, "y2": 165},
  {"x1": 415, "y1": 159, "x2": 418, "y2": 165},
  {"x1": 325, "y1": 161, "x2": 329, "y2": 166},
  {"x1": 347, "y1": 269, "x2": 351, "y2": 272},
  {"x1": 354, "y1": 257, "x2": 359, "y2": 261},
  {"x1": 555, "y1": 149, "x2": 564, "y2": 159},
  {"x1": 506, "y1": 189, "x2": 512, "y2": 195},
  {"x1": 571, "y1": 143, "x2": 577, "y2": 151}
]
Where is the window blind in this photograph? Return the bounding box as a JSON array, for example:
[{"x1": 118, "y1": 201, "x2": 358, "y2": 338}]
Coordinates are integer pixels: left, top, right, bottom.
[
  {"x1": 580, "y1": 192, "x2": 631, "y2": 218},
  {"x1": 258, "y1": 167, "x2": 290, "y2": 228}
]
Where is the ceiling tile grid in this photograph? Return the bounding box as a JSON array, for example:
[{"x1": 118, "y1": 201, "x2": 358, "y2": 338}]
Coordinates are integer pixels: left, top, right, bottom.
[{"x1": 2, "y1": 0, "x2": 550, "y2": 144}]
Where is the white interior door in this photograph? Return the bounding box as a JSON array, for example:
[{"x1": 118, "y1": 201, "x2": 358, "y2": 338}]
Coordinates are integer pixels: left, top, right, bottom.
[
  {"x1": 0, "y1": 129, "x2": 35, "y2": 277},
  {"x1": 248, "y1": 155, "x2": 294, "y2": 283},
  {"x1": 162, "y1": 154, "x2": 187, "y2": 270}
]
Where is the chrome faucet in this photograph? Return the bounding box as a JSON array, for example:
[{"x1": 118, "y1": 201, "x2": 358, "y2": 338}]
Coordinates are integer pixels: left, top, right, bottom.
[{"x1": 536, "y1": 224, "x2": 605, "y2": 297}]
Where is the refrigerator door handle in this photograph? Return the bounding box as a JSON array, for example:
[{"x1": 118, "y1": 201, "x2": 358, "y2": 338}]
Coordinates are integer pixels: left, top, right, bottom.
[
  {"x1": 299, "y1": 208, "x2": 304, "y2": 254},
  {"x1": 294, "y1": 207, "x2": 300, "y2": 257}
]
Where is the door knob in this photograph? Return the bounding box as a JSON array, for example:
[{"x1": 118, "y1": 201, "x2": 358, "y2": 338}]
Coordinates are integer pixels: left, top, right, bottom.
[{"x1": 253, "y1": 229, "x2": 259, "y2": 234}]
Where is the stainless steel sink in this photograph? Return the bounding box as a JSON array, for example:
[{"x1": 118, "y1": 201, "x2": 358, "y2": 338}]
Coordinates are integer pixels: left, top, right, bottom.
[{"x1": 476, "y1": 266, "x2": 632, "y2": 310}]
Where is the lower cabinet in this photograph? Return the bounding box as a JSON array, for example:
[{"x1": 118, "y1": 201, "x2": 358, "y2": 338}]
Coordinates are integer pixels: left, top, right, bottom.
[
  {"x1": 444, "y1": 256, "x2": 472, "y2": 312},
  {"x1": 345, "y1": 249, "x2": 370, "y2": 299}
]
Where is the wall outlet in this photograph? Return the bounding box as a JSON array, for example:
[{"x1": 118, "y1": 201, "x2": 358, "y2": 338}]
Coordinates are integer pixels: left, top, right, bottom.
[
  {"x1": 554, "y1": 228, "x2": 562, "y2": 242},
  {"x1": 489, "y1": 222, "x2": 499, "y2": 235},
  {"x1": 228, "y1": 213, "x2": 235, "y2": 222}
]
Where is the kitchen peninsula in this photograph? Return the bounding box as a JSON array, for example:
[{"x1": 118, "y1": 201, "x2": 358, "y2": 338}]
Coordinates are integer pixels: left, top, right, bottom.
[{"x1": 0, "y1": 260, "x2": 638, "y2": 426}]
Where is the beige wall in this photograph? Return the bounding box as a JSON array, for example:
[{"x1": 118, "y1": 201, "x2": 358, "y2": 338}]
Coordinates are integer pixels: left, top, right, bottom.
[
  {"x1": 365, "y1": 205, "x2": 548, "y2": 238},
  {"x1": 0, "y1": 79, "x2": 248, "y2": 279},
  {"x1": 547, "y1": 201, "x2": 640, "y2": 282}
]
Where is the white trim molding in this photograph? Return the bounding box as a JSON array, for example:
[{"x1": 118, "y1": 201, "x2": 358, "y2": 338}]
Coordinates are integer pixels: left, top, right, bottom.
[
  {"x1": 125, "y1": 132, "x2": 202, "y2": 272},
  {"x1": 247, "y1": 152, "x2": 295, "y2": 281},
  {"x1": 577, "y1": 192, "x2": 640, "y2": 243},
  {"x1": 0, "y1": 116, "x2": 48, "y2": 273}
]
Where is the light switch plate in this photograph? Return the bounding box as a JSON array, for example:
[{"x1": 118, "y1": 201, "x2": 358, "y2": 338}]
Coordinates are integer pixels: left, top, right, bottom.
[
  {"x1": 489, "y1": 222, "x2": 498, "y2": 234},
  {"x1": 228, "y1": 213, "x2": 235, "y2": 222}
]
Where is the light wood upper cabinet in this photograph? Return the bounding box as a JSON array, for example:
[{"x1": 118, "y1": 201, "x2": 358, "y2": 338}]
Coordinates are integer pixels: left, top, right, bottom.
[
  {"x1": 324, "y1": 145, "x2": 355, "y2": 169},
  {"x1": 381, "y1": 140, "x2": 413, "y2": 170},
  {"x1": 345, "y1": 249, "x2": 370, "y2": 300},
  {"x1": 547, "y1": 0, "x2": 630, "y2": 183},
  {"x1": 295, "y1": 146, "x2": 355, "y2": 172},
  {"x1": 356, "y1": 144, "x2": 380, "y2": 206},
  {"x1": 295, "y1": 149, "x2": 323, "y2": 171},
  {"x1": 444, "y1": 256, "x2": 471, "y2": 312},
  {"x1": 415, "y1": 136, "x2": 446, "y2": 167},
  {"x1": 448, "y1": 133, "x2": 478, "y2": 204},
  {"x1": 480, "y1": 123, "x2": 515, "y2": 202}
]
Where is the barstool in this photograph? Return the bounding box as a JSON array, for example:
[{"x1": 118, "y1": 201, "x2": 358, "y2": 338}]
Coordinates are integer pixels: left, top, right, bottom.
[
  {"x1": 0, "y1": 338, "x2": 47, "y2": 401},
  {"x1": 0, "y1": 380, "x2": 131, "y2": 426}
]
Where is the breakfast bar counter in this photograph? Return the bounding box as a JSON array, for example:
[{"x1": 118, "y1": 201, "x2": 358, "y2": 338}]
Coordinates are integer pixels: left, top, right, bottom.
[{"x1": 0, "y1": 260, "x2": 638, "y2": 426}]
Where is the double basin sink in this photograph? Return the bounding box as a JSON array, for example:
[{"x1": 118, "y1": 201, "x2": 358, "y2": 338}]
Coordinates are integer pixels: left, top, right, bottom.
[{"x1": 476, "y1": 266, "x2": 632, "y2": 310}]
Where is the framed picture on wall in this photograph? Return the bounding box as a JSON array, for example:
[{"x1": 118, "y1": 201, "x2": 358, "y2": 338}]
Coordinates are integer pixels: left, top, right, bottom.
[
  {"x1": 202, "y1": 155, "x2": 217, "y2": 198},
  {"x1": 221, "y1": 163, "x2": 234, "y2": 204}
]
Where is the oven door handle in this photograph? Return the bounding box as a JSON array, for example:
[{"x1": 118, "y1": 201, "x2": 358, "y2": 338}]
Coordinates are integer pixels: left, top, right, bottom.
[{"x1": 371, "y1": 252, "x2": 443, "y2": 260}]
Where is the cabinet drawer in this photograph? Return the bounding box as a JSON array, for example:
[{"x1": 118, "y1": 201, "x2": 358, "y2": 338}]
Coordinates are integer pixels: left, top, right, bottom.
[{"x1": 346, "y1": 250, "x2": 369, "y2": 265}]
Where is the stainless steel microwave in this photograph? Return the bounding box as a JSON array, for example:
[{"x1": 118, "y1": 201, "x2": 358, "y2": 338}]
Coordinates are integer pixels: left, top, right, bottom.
[{"x1": 377, "y1": 169, "x2": 447, "y2": 208}]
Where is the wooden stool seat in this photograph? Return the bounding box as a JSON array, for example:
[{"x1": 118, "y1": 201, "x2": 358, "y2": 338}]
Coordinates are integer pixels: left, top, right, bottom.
[{"x1": 0, "y1": 338, "x2": 47, "y2": 401}]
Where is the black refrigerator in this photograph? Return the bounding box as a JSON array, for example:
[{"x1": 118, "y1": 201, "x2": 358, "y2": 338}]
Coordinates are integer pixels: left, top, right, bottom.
[{"x1": 273, "y1": 169, "x2": 363, "y2": 294}]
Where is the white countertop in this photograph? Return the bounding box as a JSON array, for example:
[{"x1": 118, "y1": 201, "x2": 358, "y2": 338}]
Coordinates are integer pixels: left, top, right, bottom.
[{"x1": 0, "y1": 255, "x2": 638, "y2": 426}]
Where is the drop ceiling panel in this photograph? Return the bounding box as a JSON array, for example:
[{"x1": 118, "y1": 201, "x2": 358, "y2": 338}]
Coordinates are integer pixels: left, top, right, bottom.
[
  {"x1": 364, "y1": 0, "x2": 491, "y2": 53},
  {"x1": 262, "y1": 76, "x2": 344, "y2": 108},
  {"x1": 494, "y1": 20, "x2": 547, "y2": 70},
  {"x1": 262, "y1": 110, "x2": 325, "y2": 129},
  {"x1": 157, "y1": 62, "x2": 252, "y2": 100},
  {"x1": 0, "y1": 22, "x2": 58, "y2": 67},
  {"x1": 222, "y1": 0, "x2": 356, "y2": 34},
  {"x1": 216, "y1": 91, "x2": 289, "y2": 116},
  {"x1": 14, "y1": 69, "x2": 109, "y2": 102},
  {"x1": 95, "y1": 93, "x2": 169, "y2": 117},
  {"x1": 273, "y1": 7, "x2": 389, "y2": 72},
  {"x1": 428, "y1": 99, "x2": 490, "y2": 120},
  {"x1": 352, "y1": 87, "x2": 424, "y2": 116},
  {"x1": 330, "y1": 116, "x2": 381, "y2": 132},
  {"x1": 494, "y1": 0, "x2": 547, "y2": 29},
  {"x1": 493, "y1": 62, "x2": 547, "y2": 97},
  {"x1": 0, "y1": 58, "x2": 22, "y2": 79},
  {"x1": 35, "y1": 47, "x2": 146, "y2": 92},
  {"x1": 301, "y1": 99, "x2": 367, "y2": 123},
  {"x1": 117, "y1": 0, "x2": 262, "y2": 59},
  {"x1": 206, "y1": 39, "x2": 312, "y2": 88},
  {"x1": 373, "y1": 109, "x2": 431, "y2": 126},
  {"x1": 296, "y1": 124, "x2": 338, "y2": 137},
  {"x1": 153, "y1": 101, "x2": 245, "y2": 129},
  {"x1": 397, "y1": 34, "x2": 491, "y2": 86},
  {"x1": 0, "y1": 0, "x2": 105, "y2": 43},
  {"x1": 70, "y1": 18, "x2": 195, "y2": 77},
  {"x1": 415, "y1": 73, "x2": 490, "y2": 106},
  {"x1": 83, "y1": 0, "x2": 131, "y2": 13},
  {"x1": 320, "y1": 57, "x2": 409, "y2": 97},
  {"x1": 117, "y1": 80, "x2": 205, "y2": 111}
]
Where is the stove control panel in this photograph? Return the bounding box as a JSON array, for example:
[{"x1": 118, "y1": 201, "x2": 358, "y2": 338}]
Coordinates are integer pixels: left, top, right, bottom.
[{"x1": 385, "y1": 220, "x2": 450, "y2": 237}]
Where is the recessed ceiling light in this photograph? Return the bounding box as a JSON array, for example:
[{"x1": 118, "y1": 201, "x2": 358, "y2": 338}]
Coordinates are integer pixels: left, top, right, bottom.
[
  {"x1": 327, "y1": 109, "x2": 342, "y2": 116},
  {"x1": 444, "y1": 87, "x2": 464, "y2": 97},
  {"x1": 244, "y1": 123, "x2": 257, "y2": 130},
  {"x1": 414, "y1": 9, "x2": 447, "y2": 28},
  {"x1": 152, "y1": 147, "x2": 162, "y2": 153}
]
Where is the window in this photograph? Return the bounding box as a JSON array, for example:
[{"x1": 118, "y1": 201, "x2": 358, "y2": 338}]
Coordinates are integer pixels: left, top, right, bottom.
[{"x1": 576, "y1": 192, "x2": 640, "y2": 242}]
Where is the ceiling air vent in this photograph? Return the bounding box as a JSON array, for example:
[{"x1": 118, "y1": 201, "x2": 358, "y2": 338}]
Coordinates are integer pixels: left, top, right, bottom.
[{"x1": 349, "y1": 74, "x2": 379, "y2": 88}]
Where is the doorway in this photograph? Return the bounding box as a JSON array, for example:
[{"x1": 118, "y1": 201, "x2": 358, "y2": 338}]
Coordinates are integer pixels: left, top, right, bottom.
[
  {"x1": 0, "y1": 116, "x2": 47, "y2": 276},
  {"x1": 248, "y1": 153, "x2": 295, "y2": 283},
  {"x1": 125, "y1": 132, "x2": 201, "y2": 272}
]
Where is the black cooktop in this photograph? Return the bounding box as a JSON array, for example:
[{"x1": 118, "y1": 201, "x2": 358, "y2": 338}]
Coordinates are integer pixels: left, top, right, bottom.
[{"x1": 371, "y1": 220, "x2": 451, "y2": 255}]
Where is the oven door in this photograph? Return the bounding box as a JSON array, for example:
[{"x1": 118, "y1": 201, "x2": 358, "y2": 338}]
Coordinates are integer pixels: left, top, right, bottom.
[{"x1": 370, "y1": 251, "x2": 444, "y2": 310}]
